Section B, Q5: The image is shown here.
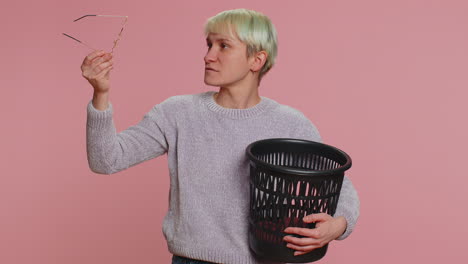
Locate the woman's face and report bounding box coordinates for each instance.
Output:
[204,32,254,88]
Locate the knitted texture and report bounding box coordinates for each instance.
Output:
[86,91,360,264]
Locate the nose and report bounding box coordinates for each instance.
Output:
[204,47,217,64]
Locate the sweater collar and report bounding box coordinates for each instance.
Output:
[202,91,275,119]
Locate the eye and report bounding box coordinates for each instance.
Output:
[206,43,228,49]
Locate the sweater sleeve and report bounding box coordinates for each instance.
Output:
[86,99,169,174]
[292,111,360,241]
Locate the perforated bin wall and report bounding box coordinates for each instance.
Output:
[246,138,351,263]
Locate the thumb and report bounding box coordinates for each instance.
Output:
[303,213,328,223]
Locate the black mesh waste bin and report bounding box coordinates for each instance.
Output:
[245,138,352,263]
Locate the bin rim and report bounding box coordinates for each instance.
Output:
[246,138,352,176]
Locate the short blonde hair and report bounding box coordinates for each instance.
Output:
[203,8,278,83]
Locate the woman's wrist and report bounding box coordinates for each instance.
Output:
[334,216,347,238]
[92,92,109,111]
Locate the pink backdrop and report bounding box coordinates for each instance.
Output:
[2,0,467,263]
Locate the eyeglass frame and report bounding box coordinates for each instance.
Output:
[62,14,128,54]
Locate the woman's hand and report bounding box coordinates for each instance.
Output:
[81,50,114,93]
[283,213,347,256]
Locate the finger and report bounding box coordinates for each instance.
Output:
[91,53,113,68]
[95,64,114,78]
[294,250,312,256]
[284,227,319,238]
[82,55,105,72]
[93,68,112,83]
[92,60,114,75]
[303,213,331,223]
[283,235,319,246]
[90,62,113,80]
[286,243,321,253]
[98,59,114,71]
[83,50,106,65]
[82,63,111,81]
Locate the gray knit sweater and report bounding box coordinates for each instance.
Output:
[86,90,360,264]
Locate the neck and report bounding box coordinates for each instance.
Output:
[214,87,261,109]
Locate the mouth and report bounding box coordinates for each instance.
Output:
[205,68,217,72]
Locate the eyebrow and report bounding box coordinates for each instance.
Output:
[206,37,234,43]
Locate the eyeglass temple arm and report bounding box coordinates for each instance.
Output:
[73,15,97,22]
[73,14,128,22]
[62,33,82,43]
[62,33,98,51]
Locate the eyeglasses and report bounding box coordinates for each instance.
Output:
[62,14,128,54]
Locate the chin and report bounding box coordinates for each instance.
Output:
[204,78,223,87]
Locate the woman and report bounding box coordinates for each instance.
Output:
[82,8,360,264]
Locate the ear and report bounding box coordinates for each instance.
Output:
[250,51,268,72]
